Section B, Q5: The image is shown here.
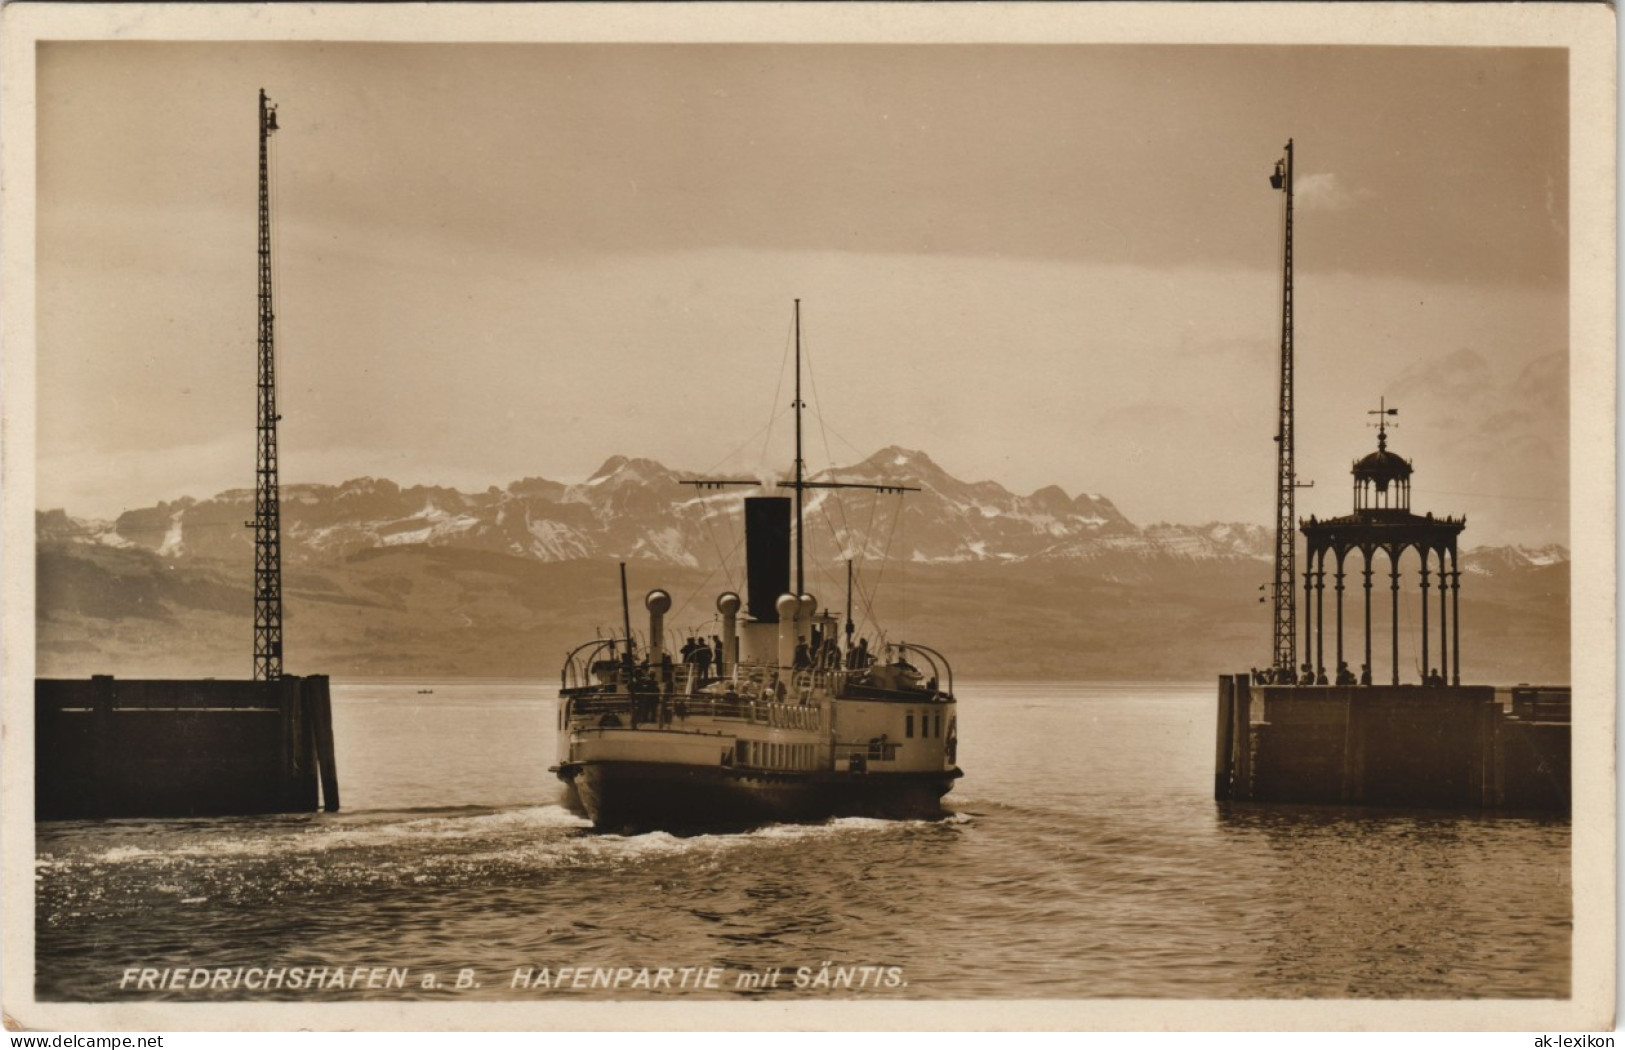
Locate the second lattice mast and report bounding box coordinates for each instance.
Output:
[1268,138,1301,679]
[249,89,284,680]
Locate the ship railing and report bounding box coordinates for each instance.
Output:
[721,663,847,704]
[833,741,900,765]
[894,642,954,700]
[560,639,625,691]
[564,692,824,732]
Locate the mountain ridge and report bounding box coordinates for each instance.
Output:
[42,445,1566,572]
[33,446,1570,683]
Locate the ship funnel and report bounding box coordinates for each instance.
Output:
[776,593,799,670]
[745,497,791,622]
[717,592,741,676]
[645,589,672,662]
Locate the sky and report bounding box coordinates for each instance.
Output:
[35,42,1571,546]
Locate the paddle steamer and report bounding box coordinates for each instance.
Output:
[552,303,962,830]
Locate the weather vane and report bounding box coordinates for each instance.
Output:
[1367,397,1399,450]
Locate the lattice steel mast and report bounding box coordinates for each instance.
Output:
[1268,139,1304,678]
[249,89,284,680]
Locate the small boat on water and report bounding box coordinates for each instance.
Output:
[551,302,962,831]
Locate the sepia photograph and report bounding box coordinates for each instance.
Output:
[1,2,1613,1033]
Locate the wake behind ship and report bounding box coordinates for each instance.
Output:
[551,303,962,832]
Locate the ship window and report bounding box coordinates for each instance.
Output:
[906,714,914,738]
[934,713,942,738]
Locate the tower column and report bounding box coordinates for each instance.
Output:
[1314,556,1325,681]
[1334,555,1346,678]
[1303,566,1313,681]
[1451,558,1461,686]
[1389,548,1401,686]
[1419,549,1431,684]
[1362,553,1374,685]
[1439,546,1450,684]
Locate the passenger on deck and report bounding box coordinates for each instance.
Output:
[1299,663,1315,686]
[711,636,724,674]
[695,644,712,678]
[1359,663,1372,686]
[847,638,871,670]
[1315,668,1328,686]
[1336,660,1356,686]
[794,638,811,670]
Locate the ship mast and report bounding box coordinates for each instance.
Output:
[794,299,806,595]
[249,89,284,681]
[683,300,919,596]
[1268,138,1311,678]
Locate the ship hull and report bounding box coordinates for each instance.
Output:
[558,760,960,833]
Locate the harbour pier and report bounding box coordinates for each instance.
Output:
[34,91,340,821]
[1214,678,1570,813]
[36,675,339,819]
[1218,140,1569,815]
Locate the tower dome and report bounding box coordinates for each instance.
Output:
[1352,403,1412,514]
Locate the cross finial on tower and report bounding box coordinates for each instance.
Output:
[1367,397,1399,451]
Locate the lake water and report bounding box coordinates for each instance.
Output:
[35,680,1570,1001]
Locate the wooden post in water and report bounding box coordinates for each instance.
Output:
[1214,676,1235,800]
[278,674,310,809]
[306,675,340,812]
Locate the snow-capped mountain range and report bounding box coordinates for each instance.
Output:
[37,445,1565,572]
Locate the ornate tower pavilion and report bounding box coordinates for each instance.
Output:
[1299,400,1466,686]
